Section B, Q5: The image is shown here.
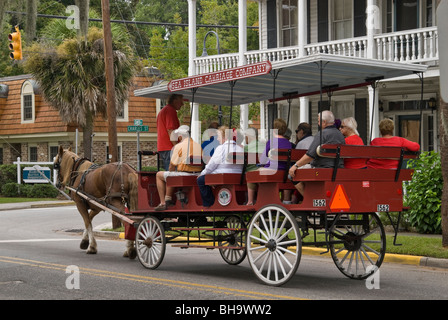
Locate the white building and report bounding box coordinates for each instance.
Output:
[138,0,440,151]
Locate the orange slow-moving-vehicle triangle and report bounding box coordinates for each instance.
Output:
[330,184,351,211]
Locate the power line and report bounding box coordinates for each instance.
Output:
[5,11,258,30]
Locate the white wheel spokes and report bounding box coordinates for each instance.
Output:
[136,217,165,269]
[247,206,300,285]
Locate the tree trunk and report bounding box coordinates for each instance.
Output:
[437,0,448,247]
[25,0,37,43]
[75,0,90,40]
[0,0,9,29]
[441,103,448,247]
[82,113,93,160]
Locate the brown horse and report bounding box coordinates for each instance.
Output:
[54,146,138,258]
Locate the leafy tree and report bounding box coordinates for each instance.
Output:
[23,27,137,160]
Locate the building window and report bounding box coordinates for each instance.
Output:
[29,146,38,162]
[281,0,298,47]
[49,146,59,161]
[117,100,129,122]
[333,0,353,40]
[23,95,33,121]
[21,80,36,124]
[425,0,434,27]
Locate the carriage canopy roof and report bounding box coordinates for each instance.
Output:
[134,54,427,106]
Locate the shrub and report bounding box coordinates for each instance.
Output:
[0,165,17,185]
[29,184,60,198]
[1,182,20,197]
[19,184,33,197]
[404,151,442,234]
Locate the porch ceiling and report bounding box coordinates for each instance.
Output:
[134,54,427,106]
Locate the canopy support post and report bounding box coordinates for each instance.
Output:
[366,76,384,144]
[415,71,425,147]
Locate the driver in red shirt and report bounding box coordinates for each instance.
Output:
[156,94,184,170]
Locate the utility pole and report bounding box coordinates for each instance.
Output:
[437,0,448,247]
[101,0,118,164]
[101,0,120,229]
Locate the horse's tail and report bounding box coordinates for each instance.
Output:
[128,171,138,212]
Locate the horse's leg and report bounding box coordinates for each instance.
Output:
[123,239,137,260]
[80,209,100,250]
[76,202,98,254]
[109,198,137,259]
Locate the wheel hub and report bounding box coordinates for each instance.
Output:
[265,239,277,252]
[343,232,362,251]
[144,237,153,248]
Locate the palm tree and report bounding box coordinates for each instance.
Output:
[24,27,137,160]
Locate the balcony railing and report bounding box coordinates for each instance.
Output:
[193,26,438,75]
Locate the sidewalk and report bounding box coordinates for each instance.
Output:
[0,200,75,211]
[1,200,447,269]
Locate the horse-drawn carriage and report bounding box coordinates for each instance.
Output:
[55,54,427,286]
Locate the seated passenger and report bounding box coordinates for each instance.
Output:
[197,126,244,207]
[154,125,202,211]
[340,117,366,169]
[367,118,420,169]
[244,127,266,173]
[201,121,220,164]
[288,110,345,197]
[247,118,292,205]
[295,122,313,150]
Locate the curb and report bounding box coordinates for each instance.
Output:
[0,201,75,211]
[30,201,75,208]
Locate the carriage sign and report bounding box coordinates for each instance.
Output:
[167,61,273,92]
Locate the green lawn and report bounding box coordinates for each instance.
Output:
[0,197,58,203]
[385,234,448,259]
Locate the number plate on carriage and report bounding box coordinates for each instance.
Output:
[377,204,390,212]
[313,199,326,207]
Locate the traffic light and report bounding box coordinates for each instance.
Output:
[8,26,22,60]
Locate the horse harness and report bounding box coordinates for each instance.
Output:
[68,157,129,209]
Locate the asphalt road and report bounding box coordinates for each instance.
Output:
[1,205,448,305]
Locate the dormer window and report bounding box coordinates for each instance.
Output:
[21,80,36,123]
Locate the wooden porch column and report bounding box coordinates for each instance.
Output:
[188,0,201,143]
[239,0,249,131]
[298,0,307,57]
[366,0,380,59]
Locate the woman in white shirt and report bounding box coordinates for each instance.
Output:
[197,126,244,207]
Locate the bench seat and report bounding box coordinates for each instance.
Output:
[166,175,198,187]
[205,173,246,185]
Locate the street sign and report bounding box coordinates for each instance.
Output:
[127,125,149,132]
[134,119,143,126]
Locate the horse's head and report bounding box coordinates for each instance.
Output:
[54,145,77,189]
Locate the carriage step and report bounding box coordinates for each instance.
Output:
[171,244,244,250]
[170,227,247,231]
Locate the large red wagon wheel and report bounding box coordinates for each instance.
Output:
[135,216,166,269]
[246,205,302,286]
[328,212,386,280]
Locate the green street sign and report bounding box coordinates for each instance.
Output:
[127,125,149,132]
